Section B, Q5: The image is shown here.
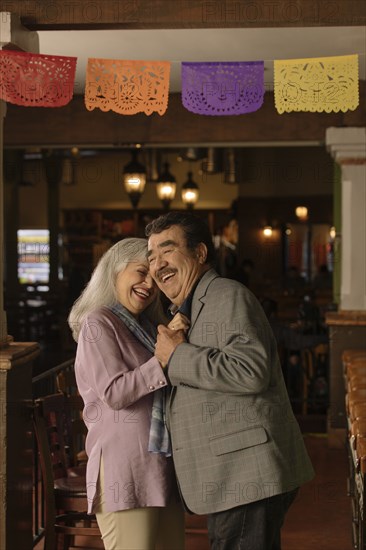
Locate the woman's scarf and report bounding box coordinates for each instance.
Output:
[107,303,171,457]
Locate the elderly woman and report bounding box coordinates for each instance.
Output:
[68,238,185,550]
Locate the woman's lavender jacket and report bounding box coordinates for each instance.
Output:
[74,306,177,513]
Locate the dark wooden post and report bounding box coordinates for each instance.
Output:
[43,151,63,294]
[3,150,22,301]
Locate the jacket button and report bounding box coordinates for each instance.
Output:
[159,380,165,385]
[149,385,155,391]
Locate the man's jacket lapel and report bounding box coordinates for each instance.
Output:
[189,269,220,336]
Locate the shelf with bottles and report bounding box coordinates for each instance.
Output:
[101,216,136,240]
[63,210,103,238]
[62,207,232,272]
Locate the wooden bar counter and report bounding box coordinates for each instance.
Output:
[326,311,366,448]
[0,340,40,550]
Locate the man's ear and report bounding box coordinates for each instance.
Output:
[196,243,208,264]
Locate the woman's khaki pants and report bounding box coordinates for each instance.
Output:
[94,458,185,550]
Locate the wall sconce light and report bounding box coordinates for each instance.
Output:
[329,226,336,239]
[179,147,206,162]
[62,157,76,186]
[123,150,146,209]
[146,149,161,183]
[263,225,273,237]
[295,206,308,221]
[224,148,238,184]
[202,147,223,174]
[181,171,199,209]
[156,162,176,210]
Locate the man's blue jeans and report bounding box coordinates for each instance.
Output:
[207,488,298,550]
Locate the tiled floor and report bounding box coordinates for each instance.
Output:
[186,434,352,550]
[281,434,352,550]
[35,432,352,550]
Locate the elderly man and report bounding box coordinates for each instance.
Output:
[146,211,314,550]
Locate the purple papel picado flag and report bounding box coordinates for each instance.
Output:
[181,61,265,115]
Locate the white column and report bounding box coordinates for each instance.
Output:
[326,127,366,311]
[0,12,39,346]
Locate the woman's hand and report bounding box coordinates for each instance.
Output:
[155,325,186,368]
[167,312,190,333]
[155,314,190,368]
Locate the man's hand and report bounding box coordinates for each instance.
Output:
[167,312,190,333]
[155,325,186,368]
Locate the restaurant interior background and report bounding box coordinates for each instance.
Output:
[2,2,365,410]
[1,3,366,550]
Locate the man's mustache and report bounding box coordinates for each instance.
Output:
[156,268,177,282]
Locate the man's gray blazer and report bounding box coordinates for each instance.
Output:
[167,269,314,514]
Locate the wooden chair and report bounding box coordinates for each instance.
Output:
[185,513,210,550]
[311,342,329,412]
[355,435,366,474]
[348,376,366,393]
[351,419,366,448]
[342,349,366,367]
[347,362,366,378]
[33,393,100,550]
[343,355,366,380]
[65,394,88,468]
[347,389,366,418]
[349,402,366,423]
[56,368,79,396]
[56,369,88,466]
[300,348,314,415]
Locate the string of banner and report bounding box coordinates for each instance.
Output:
[0,50,360,115]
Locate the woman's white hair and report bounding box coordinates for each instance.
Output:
[68,237,164,341]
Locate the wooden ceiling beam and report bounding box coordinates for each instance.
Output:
[4,85,366,148]
[0,0,365,30]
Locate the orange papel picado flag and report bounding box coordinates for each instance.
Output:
[84,58,170,115]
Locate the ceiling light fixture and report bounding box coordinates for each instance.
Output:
[295,206,308,221]
[263,225,273,237]
[123,150,146,209]
[156,162,176,210]
[181,171,199,209]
